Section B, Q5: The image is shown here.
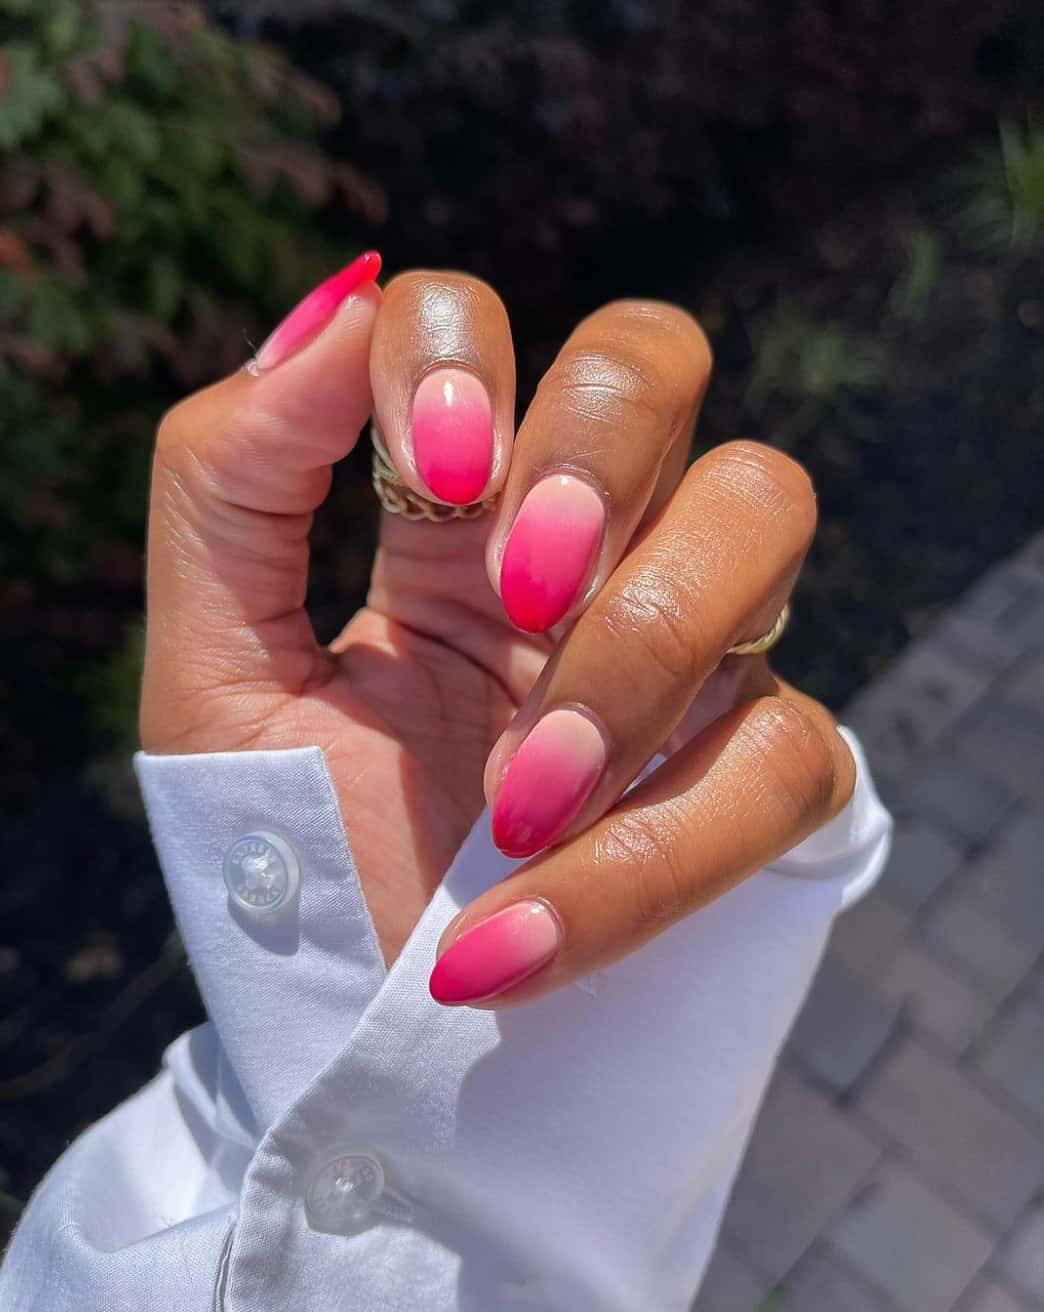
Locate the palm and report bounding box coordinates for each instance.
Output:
[217,515,549,961]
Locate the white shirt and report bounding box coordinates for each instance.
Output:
[1,729,891,1311]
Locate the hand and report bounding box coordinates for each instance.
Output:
[140,252,855,1004]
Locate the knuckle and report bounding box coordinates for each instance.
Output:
[570,301,713,432]
[547,344,660,424]
[825,718,858,815]
[600,299,713,365]
[600,807,693,928]
[155,395,195,462]
[600,570,699,687]
[155,397,223,497]
[705,441,818,549]
[746,697,837,826]
[155,396,222,497]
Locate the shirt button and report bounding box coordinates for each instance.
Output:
[223,831,299,913]
[305,1151,386,1235]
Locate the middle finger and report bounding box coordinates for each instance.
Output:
[485,440,818,857]
[486,299,713,634]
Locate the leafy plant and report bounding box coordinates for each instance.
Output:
[746,304,887,435]
[0,0,380,587]
[890,228,943,321]
[954,116,1044,255]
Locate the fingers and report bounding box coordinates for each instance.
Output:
[141,253,382,749]
[430,682,857,1008]
[485,441,818,857]
[486,300,712,633]
[369,271,515,505]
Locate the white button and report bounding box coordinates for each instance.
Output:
[305,1151,385,1234]
[223,831,299,913]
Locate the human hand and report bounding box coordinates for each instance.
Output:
[140,252,854,1002]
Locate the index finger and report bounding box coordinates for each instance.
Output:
[370,271,516,505]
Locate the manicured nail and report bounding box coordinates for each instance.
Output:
[411,367,493,504]
[492,708,606,858]
[429,899,563,1005]
[500,474,605,632]
[250,250,381,373]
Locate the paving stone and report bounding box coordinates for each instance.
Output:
[857,1038,1044,1228]
[966,811,1044,940]
[931,612,1021,676]
[779,1248,889,1311]
[831,1161,992,1312]
[959,567,1037,626]
[957,1278,1033,1312]
[845,647,994,778]
[691,1243,767,1311]
[976,1001,1044,1125]
[997,1205,1044,1302]
[902,760,1016,846]
[952,705,1044,802]
[998,653,1044,719]
[924,896,1038,999]
[883,819,966,910]
[1005,596,1044,646]
[787,957,900,1093]
[723,1071,882,1283]
[875,942,994,1051]
[828,887,913,976]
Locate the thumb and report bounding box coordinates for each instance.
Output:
[141,252,381,749]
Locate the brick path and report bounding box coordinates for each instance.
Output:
[694,532,1044,1312]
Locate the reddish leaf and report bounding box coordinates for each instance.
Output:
[64,58,103,107]
[0,229,33,273]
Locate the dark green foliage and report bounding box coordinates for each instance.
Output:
[0,0,374,585]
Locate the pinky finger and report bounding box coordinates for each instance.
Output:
[430,684,855,1008]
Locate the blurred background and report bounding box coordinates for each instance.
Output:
[2,0,1044,1298]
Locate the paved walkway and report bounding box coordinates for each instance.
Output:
[694,531,1044,1312]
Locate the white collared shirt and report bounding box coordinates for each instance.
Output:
[1,730,891,1311]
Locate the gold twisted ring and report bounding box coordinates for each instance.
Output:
[370,423,499,522]
[727,603,790,657]
[371,420,789,652]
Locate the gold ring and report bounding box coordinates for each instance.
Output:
[371,423,499,522]
[727,603,790,656]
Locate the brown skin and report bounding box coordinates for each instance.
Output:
[141,271,854,999]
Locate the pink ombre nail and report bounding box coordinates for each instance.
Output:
[429,899,563,1005]
[250,250,381,373]
[500,474,604,632]
[411,367,493,504]
[492,708,607,858]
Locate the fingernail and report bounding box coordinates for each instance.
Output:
[500,474,604,632]
[429,899,563,1005]
[250,250,381,373]
[492,708,606,858]
[411,367,493,504]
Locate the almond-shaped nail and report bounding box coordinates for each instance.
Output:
[411,367,493,504]
[500,474,605,632]
[492,708,607,858]
[250,250,381,373]
[429,899,563,1006]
